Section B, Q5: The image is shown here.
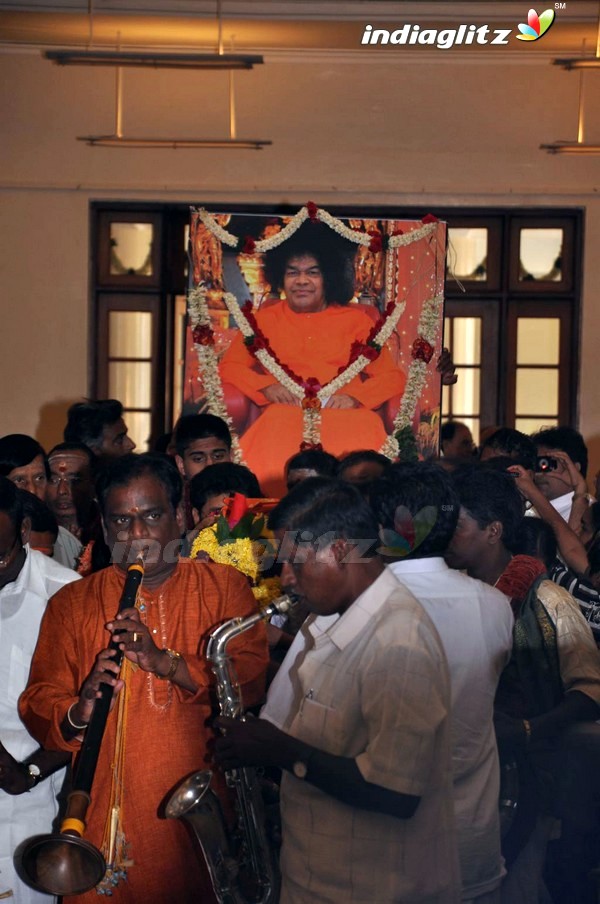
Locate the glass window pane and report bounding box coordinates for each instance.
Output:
[516,417,558,435]
[452,318,481,365]
[519,228,563,282]
[517,318,560,365]
[110,222,154,276]
[516,368,558,416]
[452,367,480,416]
[442,384,450,416]
[448,228,488,281]
[108,311,152,358]
[109,362,152,409]
[443,317,451,349]
[124,411,151,453]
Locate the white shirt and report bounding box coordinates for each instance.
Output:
[550,490,574,522]
[389,557,514,900]
[262,567,461,904]
[0,547,80,903]
[53,524,82,570]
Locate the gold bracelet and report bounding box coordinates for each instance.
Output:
[155,648,182,680]
[66,703,88,731]
[522,718,532,744]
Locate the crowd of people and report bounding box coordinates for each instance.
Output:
[2,399,600,904]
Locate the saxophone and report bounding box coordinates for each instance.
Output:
[165,595,294,904]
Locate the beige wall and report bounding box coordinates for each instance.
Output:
[2,48,600,475]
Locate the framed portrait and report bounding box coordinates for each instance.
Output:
[183,204,445,496]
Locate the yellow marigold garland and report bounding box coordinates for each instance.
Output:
[190,525,259,583]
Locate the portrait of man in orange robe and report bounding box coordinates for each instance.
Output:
[183,211,445,497]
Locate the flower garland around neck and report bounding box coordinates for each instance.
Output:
[190,493,281,607]
[190,203,443,455]
[189,283,406,448]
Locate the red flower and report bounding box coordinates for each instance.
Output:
[391,227,404,236]
[368,231,383,253]
[412,337,435,363]
[302,377,322,398]
[245,335,267,352]
[350,341,379,362]
[224,492,248,529]
[421,213,439,224]
[300,442,323,452]
[192,324,214,346]
[306,201,319,222]
[302,397,322,411]
[385,301,396,316]
[242,236,256,254]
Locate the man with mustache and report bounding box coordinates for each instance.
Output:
[20,452,268,903]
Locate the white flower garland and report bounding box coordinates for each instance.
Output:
[219,289,409,445]
[189,204,443,458]
[193,205,437,252]
[188,286,244,462]
[380,292,444,459]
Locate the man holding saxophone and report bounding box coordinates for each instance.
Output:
[215,478,461,903]
[20,453,269,903]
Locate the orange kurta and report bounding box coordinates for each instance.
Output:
[19,559,268,904]
[220,302,406,495]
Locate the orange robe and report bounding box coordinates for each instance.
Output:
[220,302,406,495]
[19,560,268,904]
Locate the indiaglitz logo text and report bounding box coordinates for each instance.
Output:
[360,8,556,50]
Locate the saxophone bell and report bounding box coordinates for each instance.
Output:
[166,595,294,904]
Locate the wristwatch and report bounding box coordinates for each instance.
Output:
[25,763,41,789]
[292,760,309,780]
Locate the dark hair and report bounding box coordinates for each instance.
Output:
[587,501,600,538]
[0,475,24,529]
[480,427,537,471]
[174,414,232,457]
[515,517,557,571]
[451,464,525,552]
[95,453,183,516]
[531,426,588,478]
[153,432,173,455]
[370,462,460,558]
[338,450,391,476]
[0,434,47,476]
[189,463,262,514]
[285,449,339,478]
[19,490,58,538]
[440,421,462,444]
[269,477,379,556]
[64,399,124,450]
[263,221,357,306]
[587,538,600,577]
[48,442,95,464]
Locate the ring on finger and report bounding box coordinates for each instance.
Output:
[132,631,142,643]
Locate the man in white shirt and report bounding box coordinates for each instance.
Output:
[215,477,460,904]
[371,462,514,904]
[0,478,79,902]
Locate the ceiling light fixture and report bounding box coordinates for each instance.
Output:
[540,141,600,154]
[42,0,263,72]
[553,0,600,71]
[553,57,600,71]
[542,43,599,155]
[77,47,271,150]
[79,136,270,149]
[44,50,263,70]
